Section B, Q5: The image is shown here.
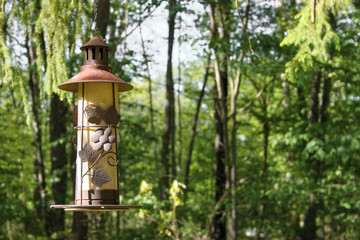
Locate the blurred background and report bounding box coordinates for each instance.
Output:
[0,0,360,239]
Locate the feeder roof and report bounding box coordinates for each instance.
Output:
[58,36,133,92]
[58,65,133,92]
[80,36,110,50]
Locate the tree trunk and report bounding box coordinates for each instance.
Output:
[184,53,211,197]
[49,93,68,238]
[209,1,230,240]
[160,0,177,199]
[139,8,158,163]
[90,213,107,239]
[177,37,182,172]
[320,72,331,124]
[309,72,321,127]
[209,1,231,239]
[301,28,334,236]
[23,2,50,234]
[229,2,250,238]
[213,93,227,240]
[97,0,110,38]
[255,100,269,240]
[213,39,229,240]
[229,69,241,240]
[282,74,289,108]
[301,72,321,240]
[72,212,88,240]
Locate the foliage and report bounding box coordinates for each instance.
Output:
[0,0,359,239]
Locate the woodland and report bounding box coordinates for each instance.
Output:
[0,0,360,239]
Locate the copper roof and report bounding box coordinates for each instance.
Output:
[59,66,133,92]
[59,36,133,92]
[80,36,110,50]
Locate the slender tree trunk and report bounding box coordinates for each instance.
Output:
[213,88,227,240]
[213,39,230,240]
[309,72,321,126]
[72,212,88,240]
[23,3,50,234]
[139,8,158,163]
[282,74,289,108]
[90,213,107,239]
[177,32,182,172]
[301,72,321,240]
[168,0,177,183]
[97,0,110,38]
[320,73,331,124]
[255,99,269,240]
[40,12,69,234]
[302,197,318,240]
[229,2,250,238]
[49,93,68,237]
[316,14,335,238]
[229,69,241,240]
[209,1,232,239]
[114,3,129,235]
[184,53,211,197]
[121,1,129,62]
[160,0,177,199]
[229,103,238,240]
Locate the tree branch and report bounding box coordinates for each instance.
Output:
[232,77,275,116]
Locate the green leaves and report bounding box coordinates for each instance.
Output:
[280,0,352,82]
[1,0,360,239]
[169,180,185,207]
[350,138,359,150]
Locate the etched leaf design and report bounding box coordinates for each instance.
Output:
[79,143,97,162]
[92,168,111,187]
[105,106,120,125]
[85,106,105,124]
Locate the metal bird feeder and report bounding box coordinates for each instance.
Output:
[50,36,141,211]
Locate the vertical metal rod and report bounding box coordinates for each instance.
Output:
[80,82,85,205]
[113,83,120,203]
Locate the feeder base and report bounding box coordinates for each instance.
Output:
[50,204,142,212]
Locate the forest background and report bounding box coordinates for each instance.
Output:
[0,0,360,239]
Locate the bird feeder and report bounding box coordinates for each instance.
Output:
[50,36,141,211]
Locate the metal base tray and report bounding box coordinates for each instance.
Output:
[50,204,142,211]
